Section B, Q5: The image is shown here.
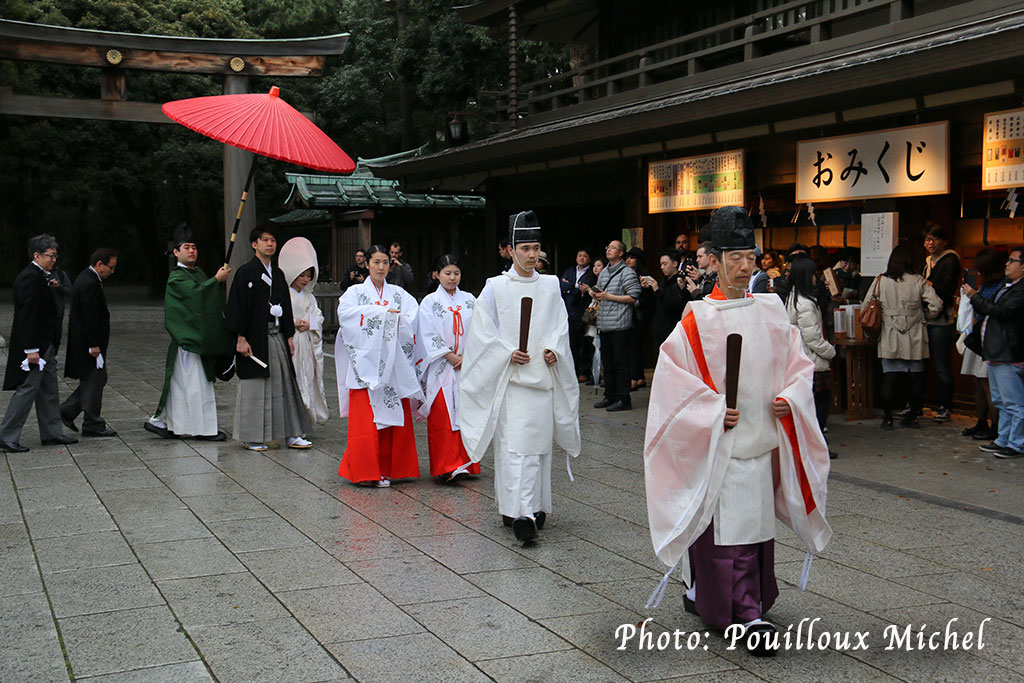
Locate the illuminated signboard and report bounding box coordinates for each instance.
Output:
[982,108,1024,191]
[648,150,744,213]
[796,122,949,203]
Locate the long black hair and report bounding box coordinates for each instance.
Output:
[786,256,817,306]
[883,244,918,280]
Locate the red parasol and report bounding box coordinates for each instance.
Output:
[162,86,355,262]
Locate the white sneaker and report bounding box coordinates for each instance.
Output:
[244,442,268,451]
[286,436,312,449]
[375,478,391,488]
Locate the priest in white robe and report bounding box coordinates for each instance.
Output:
[644,207,831,656]
[459,211,581,543]
[335,245,422,486]
[280,237,329,425]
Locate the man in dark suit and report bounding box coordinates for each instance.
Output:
[559,247,596,381]
[61,248,118,437]
[0,235,77,452]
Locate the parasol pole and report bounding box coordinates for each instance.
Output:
[225,158,258,266]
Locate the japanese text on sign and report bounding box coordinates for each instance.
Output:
[860,213,899,277]
[649,150,744,213]
[796,123,948,203]
[982,108,1024,191]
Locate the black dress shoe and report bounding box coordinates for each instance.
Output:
[41,436,77,446]
[534,511,546,530]
[82,428,117,438]
[0,441,30,453]
[593,398,613,409]
[745,622,779,657]
[606,400,632,412]
[512,516,538,543]
[195,431,227,442]
[974,428,1000,441]
[993,446,1024,459]
[962,422,987,437]
[683,594,698,616]
[61,413,79,433]
[143,422,176,439]
[502,515,515,527]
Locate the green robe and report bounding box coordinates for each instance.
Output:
[154,266,231,417]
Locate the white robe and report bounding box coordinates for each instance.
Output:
[289,287,329,424]
[413,287,476,427]
[157,348,217,436]
[644,290,832,588]
[335,279,422,428]
[459,269,581,517]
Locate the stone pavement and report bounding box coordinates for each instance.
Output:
[1,295,1023,682]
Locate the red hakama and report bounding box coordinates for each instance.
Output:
[426,388,480,477]
[339,389,419,482]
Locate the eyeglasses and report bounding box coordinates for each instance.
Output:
[40,252,57,260]
[1008,258,1024,265]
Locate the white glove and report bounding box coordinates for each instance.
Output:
[20,357,46,371]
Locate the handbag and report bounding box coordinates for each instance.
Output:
[859,277,882,336]
[582,303,598,325]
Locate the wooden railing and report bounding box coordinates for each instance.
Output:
[480,0,930,125]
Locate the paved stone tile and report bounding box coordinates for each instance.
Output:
[45,563,165,618]
[187,617,347,683]
[905,542,1024,589]
[476,649,629,682]
[406,532,537,574]
[237,546,362,592]
[180,491,275,522]
[465,567,620,619]
[0,545,43,597]
[348,555,486,605]
[517,538,657,584]
[115,508,213,544]
[809,532,955,580]
[12,464,88,490]
[160,472,246,497]
[276,583,423,642]
[131,441,203,462]
[158,572,288,627]
[17,481,102,512]
[24,505,118,539]
[0,593,67,683]
[76,661,213,682]
[539,609,735,681]
[73,451,146,472]
[775,559,948,613]
[59,606,197,679]
[207,516,313,553]
[146,456,221,477]
[34,530,136,574]
[133,538,246,581]
[98,487,188,515]
[893,571,1024,628]
[85,467,165,492]
[403,595,571,662]
[5,450,74,470]
[326,632,489,683]
[325,520,422,562]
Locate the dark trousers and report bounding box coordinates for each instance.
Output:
[62,365,108,431]
[599,329,631,404]
[0,344,64,444]
[629,322,650,382]
[568,316,586,378]
[882,371,924,421]
[926,324,955,409]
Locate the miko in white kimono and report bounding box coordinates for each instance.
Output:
[413,255,481,480]
[459,211,581,543]
[644,207,831,656]
[279,237,329,425]
[335,245,422,486]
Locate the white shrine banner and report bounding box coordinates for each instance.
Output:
[860,212,899,277]
[797,123,949,203]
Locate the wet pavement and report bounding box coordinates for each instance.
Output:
[1,294,1022,681]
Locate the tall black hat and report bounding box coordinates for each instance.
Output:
[710,207,756,251]
[509,210,542,245]
[168,222,193,253]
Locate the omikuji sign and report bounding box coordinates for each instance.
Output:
[796,122,949,203]
[648,149,744,213]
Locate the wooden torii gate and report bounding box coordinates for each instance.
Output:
[0,19,349,274]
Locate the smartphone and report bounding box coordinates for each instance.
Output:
[963,268,978,289]
[590,285,603,294]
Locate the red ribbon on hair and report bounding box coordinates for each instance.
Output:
[449,306,464,355]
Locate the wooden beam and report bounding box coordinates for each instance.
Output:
[0,39,327,76]
[0,88,170,123]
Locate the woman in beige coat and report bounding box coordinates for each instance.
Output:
[869,244,942,429]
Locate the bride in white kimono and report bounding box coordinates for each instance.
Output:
[414,255,480,480]
[335,245,422,486]
[279,237,329,425]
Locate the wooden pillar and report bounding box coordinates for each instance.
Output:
[222,75,255,282]
[330,210,341,282]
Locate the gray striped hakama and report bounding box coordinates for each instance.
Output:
[233,324,313,444]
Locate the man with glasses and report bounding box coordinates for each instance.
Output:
[60,249,118,438]
[963,246,1024,458]
[580,239,641,411]
[1,235,77,452]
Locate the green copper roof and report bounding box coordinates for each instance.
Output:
[284,159,485,211]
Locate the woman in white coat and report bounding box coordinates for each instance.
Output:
[335,245,422,486]
[414,254,480,481]
[279,237,329,425]
[785,257,836,456]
